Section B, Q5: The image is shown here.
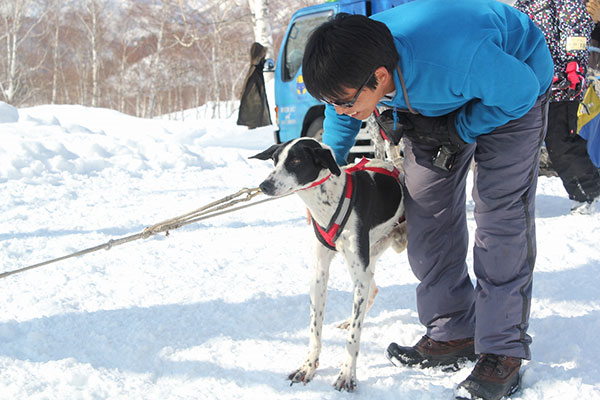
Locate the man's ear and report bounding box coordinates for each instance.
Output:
[374,65,391,91]
[249,144,281,160]
[310,147,341,176]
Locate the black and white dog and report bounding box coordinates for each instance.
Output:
[251,138,406,392]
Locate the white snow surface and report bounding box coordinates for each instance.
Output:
[1,100,599,399]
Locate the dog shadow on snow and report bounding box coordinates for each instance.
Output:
[1,263,598,390]
[0,282,417,385]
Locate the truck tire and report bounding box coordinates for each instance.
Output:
[306,116,324,141]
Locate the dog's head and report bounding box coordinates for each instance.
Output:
[250,138,341,196]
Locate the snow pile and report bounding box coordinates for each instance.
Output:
[0,101,18,123]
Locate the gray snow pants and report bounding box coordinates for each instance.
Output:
[402,93,549,360]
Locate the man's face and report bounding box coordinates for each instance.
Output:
[332,85,381,121]
[327,66,391,121]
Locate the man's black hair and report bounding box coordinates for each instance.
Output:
[302,13,399,103]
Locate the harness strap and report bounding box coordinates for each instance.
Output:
[311,157,401,250]
[346,157,401,182]
[312,168,355,250]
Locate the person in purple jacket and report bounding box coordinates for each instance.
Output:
[301,0,554,399]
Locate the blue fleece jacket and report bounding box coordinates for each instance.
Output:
[322,0,554,164]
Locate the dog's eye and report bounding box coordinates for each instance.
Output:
[288,157,302,166]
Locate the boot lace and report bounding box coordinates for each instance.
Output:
[476,354,508,377]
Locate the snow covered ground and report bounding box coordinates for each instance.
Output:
[1,100,599,399]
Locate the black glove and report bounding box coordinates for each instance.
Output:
[375,109,466,151]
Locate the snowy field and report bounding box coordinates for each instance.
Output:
[1,100,599,399]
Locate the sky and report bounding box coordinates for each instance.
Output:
[0,98,599,399]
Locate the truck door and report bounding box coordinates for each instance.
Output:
[275,8,333,143]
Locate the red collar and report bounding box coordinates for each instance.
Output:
[301,173,332,190]
[302,157,399,192]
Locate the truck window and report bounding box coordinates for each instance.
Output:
[282,11,332,82]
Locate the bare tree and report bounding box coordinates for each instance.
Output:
[148,13,165,118]
[0,0,47,104]
[77,0,112,107]
[48,0,64,103]
[0,0,322,113]
[247,0,274,83]
[174,0,252,117]
[128,0,183,118]
[111,13,138,113]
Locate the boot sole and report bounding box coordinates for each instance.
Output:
[455,372,520,400]
[386,343,477,369]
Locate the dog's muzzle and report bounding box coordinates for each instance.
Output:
[259,179,277,196]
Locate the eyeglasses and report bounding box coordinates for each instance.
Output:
[322,70,375,108]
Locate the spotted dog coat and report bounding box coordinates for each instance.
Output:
[251,138,406,392]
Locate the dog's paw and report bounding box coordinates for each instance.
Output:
[333,368,357,392]
[288,359,319,385]
[335,319,351,330]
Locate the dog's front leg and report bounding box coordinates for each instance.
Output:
[288,242,335,386]
[333,268,373,392]
[336,279,378,330]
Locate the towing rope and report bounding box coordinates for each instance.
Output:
[0,187,288,279]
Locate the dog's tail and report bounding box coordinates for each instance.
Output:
[391,220,407,253]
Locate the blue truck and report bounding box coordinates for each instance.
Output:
[273,0,414,160]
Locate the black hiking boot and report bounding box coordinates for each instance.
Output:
[455,353,521,400]
[386,335,476,368]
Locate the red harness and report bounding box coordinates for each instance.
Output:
[309,157,402,250]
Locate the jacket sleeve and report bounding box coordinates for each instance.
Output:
[322,104,362,165]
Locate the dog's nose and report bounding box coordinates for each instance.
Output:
[259,180,276,195]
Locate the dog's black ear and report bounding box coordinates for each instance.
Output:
[310,147,341,176]
[249,144,281,161]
